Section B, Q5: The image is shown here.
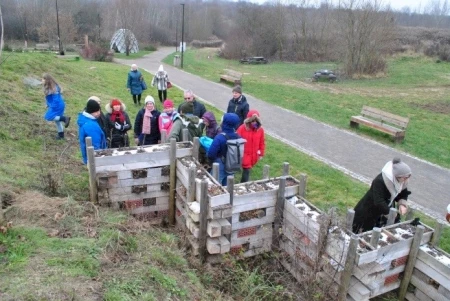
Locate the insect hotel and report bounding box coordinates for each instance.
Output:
[86,136,450,301]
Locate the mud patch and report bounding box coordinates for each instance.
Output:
[412,101,450,114]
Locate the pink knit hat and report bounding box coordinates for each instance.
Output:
[163,99,174,109]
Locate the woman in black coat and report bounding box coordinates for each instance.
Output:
[352,158,412,234]
[134,96,161,146]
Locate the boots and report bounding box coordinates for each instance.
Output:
[56,132,64,140]
[59,116,71,128]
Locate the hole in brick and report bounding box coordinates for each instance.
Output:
[143,197,156,206]
[239,208,266,222]
[161,166,170,176]
[160,182,170,191]
[230,243,249,256]
[131,185,147,194]
[237,226,257,238]
[118,201,125,209]
[132,169,148,179]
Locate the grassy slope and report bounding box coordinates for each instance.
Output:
[0,51,448,301]
[163,49,450,168]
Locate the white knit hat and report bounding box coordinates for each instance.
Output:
[158,65,164,72]
[145,95,155,105]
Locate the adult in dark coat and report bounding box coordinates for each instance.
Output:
[177,89,206,118]
[226,85,249,126]
[352,158,412,234]
[134,96,161,146]
[105,99,132,148]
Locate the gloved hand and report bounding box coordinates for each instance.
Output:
[123,124,131,131]
[115,122,122,130]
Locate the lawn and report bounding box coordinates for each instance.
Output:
[163,49,450,168]
[0,51,448,301]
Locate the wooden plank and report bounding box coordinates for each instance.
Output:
[369,280,401,298]
[438,285,450,299]
[198,181,209,262]
[399,225,425,301]
[116,167,163,180]
[87,144,98,203]
[284,209,320,245]
[410,275,449,301]
[130,204,169,215]
[231,207,275,230]
[405,292,421,301]
[108,176,170,188]
[415,258,450,291]
[284,199,321,232]
[415,289,434,301]
[350,116,402,136]
[97,161,171,173]
[108,190,169,202]
[417,245,450,281]
[281,231,319,262]
[231,197,276,214]
[273,176,286,247]
[362,106,410,127]
[338,235,360,301]
[108,183,168,196]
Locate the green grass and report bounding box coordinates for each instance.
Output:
[1,51,449,301]
[164,49,450,168]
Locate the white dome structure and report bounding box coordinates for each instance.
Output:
[110,29,139,54]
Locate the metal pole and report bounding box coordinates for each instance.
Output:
[180,3,185,69]
[175,16,178,52]
[55,0,63,55]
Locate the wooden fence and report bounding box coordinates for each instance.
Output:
[86,136,449,301]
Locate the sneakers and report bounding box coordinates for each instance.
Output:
[56,132,65,140]
[64,116,71,128]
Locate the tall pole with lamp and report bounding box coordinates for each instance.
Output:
[55,0,63,55]
[180,3,185,69]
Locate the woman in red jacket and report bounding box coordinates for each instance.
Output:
[236,110,265,183]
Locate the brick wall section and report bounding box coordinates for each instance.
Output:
[125,199,143,210]
[391,255,408,268]
[237,226,257,238]
[384,273,400,286]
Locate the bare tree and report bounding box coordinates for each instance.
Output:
[0,4,3,60]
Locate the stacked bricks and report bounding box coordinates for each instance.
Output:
[405,244,450,301]
[94,142,192,221]
[174,156,231,256]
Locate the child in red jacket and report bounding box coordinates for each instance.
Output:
[236,110,265,183]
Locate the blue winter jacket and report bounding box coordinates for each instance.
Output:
[77,112,107,164]
[127,70,143,95]
[207,113,241,162]
[44,85,65,121]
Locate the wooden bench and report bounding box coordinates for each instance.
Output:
[350,106,410,143]
[220,69,242,85]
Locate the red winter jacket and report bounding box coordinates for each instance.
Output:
[236,110,265,169]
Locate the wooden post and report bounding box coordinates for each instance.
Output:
[337,235,359,301]
[161,129,167,143]
[370,227,381,247]
[298,173,307,197]
[226,176,234,242]
[0,194,4,226]
[169,138,177,225]
[86,141,97,204]
[212,163,219,182]
[187,166,196,202]
[198,180,209,263]
[346,209,355,232]
[386,208,398,226]
[192,137,199,161]
[398,225,425,301]
[273,176,286,248]
[282,162,289,176]
[86,136,92,148]
[431,221,444,247]
[262,164,270,179]
[405,207,415,221]
[182,128,189,142]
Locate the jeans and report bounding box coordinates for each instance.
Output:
[53,116,64,133]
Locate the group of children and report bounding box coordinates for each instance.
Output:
[42,71,265,184]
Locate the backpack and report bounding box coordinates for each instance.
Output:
[221,133,247,173]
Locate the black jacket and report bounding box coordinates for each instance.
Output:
[177,99,206,118]
[227,95,249,126]
[353,173,411,233]
[134,109,161,145]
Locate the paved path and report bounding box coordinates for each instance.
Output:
[116,48,450,221]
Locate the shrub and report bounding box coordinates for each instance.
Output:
[80,43,113,62]
[143,44,157,51]
[3,44,12,52]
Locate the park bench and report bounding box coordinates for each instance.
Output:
[220,69,242,85]
[35,43,50,51]
[350,106,410,143]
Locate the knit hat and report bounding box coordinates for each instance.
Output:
[111,99,121,107]
[86,99,100,114]
[158,64,164,72]
[232,85,242,94]
[145,95,155,105]
[392,158,411,178]
[88,96,101,104]
[180,102,194,114]
[163,99,174,109]
[131,64,137,70]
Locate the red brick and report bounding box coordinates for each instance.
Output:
[133,212,156,220]
[108,176,118,185]
[391,255,408,268]
[125,199,143,210]
[237,226,257,238]
[230,245,243,256]
[384,273,400,286]
[176,209,182,217]
[157,210,169,217]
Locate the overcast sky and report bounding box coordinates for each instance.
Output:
[239,0,428,12]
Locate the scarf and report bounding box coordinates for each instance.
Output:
[110,110,125,123]
[142,108,153,134]
[381,161,407,206]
